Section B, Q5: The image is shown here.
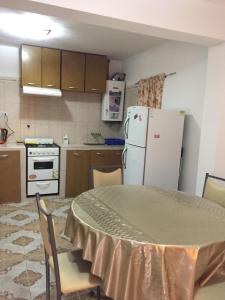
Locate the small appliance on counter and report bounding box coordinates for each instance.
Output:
[25,138,60,197]
[102,80,125,121]
[0,128,8,144]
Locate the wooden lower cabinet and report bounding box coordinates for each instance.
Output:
[65,149,122,197]
[0,151,21,203]
[90,150,110,166]
[65,150,90,197]
[108,150,122,165]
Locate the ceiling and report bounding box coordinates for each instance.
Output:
[0,7,167,60]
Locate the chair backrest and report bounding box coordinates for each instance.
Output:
[202,173,225,208]
[90,165,122,189]
[35,193,61,291]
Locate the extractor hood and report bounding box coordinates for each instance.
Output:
[22,86,62,97]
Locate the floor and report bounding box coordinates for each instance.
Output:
[0,198,108,300]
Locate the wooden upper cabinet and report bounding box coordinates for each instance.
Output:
[61,51,85,92]
[42,48,60,89]
[21,45,41,87]
[85,54,108,93]
[21,45,107,94]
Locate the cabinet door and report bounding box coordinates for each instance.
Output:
[66,150,89,197]
[42,48,61,89]
[61,51,85,92]
[90,150,110,166]
[108,150,122,165]
[0,151,21,203]
[21,45,41,87]
[85,54,108,93]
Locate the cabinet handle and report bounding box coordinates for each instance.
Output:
[73,152,81,157]
[27,82,36,86]
[91,88,100,91]
[68,86,77,89]
[115,152,121,156]
[96,152,104,156]
[0,154,8,159]
[46,84,55,87]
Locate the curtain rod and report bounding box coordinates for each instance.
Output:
[165,72,176,78]
[126,72,176,90]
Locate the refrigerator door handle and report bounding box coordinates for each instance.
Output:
[122,147,127,169]
[124,116,130,139]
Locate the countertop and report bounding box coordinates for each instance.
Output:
[61,144,124,150]
[0,143,25,150]
[0,143,124,151]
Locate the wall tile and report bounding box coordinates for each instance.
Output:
[0,79,123,144]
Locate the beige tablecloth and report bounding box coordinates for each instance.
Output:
[65,185,225,300]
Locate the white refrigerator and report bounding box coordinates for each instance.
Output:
[122,106,185,190]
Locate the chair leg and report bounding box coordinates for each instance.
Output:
[96,286,101,300]
[45,260,50,300]
[56,284,62,300]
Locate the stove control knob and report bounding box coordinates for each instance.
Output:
[29,151,32,155]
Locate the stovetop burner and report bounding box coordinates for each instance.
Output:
[25,143,59,148]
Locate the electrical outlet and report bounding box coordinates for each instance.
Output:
[0,111,8,118]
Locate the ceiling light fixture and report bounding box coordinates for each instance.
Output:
[0,12,64,40]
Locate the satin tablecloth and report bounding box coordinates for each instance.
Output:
[65,185,225,300]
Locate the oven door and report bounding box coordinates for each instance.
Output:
[27,156,59,181]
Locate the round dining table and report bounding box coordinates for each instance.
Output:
[65,185,225,300]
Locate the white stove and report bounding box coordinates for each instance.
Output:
[25,138,60,197]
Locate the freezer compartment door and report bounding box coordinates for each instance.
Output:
[144,109,184,189]
[123,143,146,185]
[124,106,148,147]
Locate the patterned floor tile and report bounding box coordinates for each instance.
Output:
[0,230,42,255]
[0,210,38,227]
[0,198,109,300]
[0,250,24,273]
[0,223,21,239]
[0,260,31,299]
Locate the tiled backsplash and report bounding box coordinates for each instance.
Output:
[0,78,123,144]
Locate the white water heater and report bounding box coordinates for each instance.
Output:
[101,80,125,121]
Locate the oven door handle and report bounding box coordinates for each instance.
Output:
[32,157,55,162]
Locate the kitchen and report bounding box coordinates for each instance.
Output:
[0,8,190,203]
[1,1,225,299]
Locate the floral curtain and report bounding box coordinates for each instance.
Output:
[137,73,166,108]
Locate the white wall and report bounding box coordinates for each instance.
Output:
[196,42,225,195]
[123,41,208,194]
[4,0,224,45]
[0,45,19,78]
[108,60,123,79]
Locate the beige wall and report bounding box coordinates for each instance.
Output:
[196,42,225,195]
[0,78,123,144]
[4,0,224,45]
